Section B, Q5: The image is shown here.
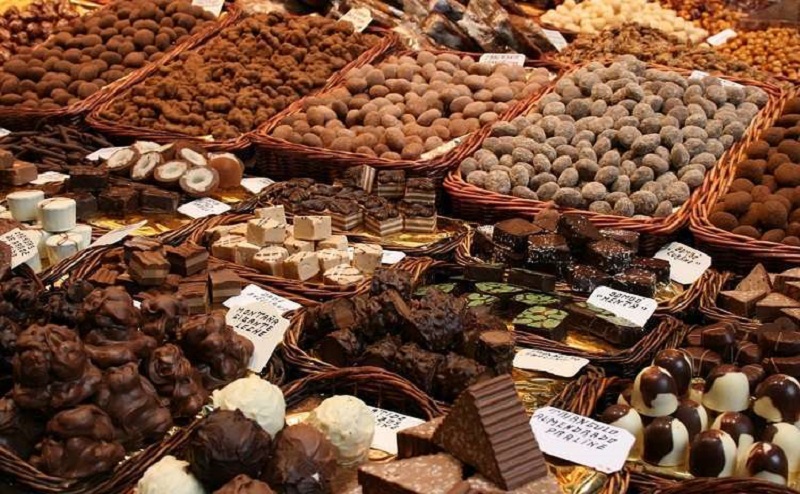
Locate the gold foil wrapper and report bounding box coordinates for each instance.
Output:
[88,213,189,237]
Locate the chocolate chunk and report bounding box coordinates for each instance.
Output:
[494,218,541,253]
[600,228,640,251]
[61,192,97,220]
[585,240,634,273]
[563,302,646,347]
[397,417,444,459]
[67,166,108,192]
[265,424,337,494]
[370,268,412,298]
[684,327,703,347]
[630,257,671,284]
[679,346,723,379]
[774,267,800,294]
[719,290,766,318]
[464,263,505,283]
[701,323,737,362]
[759,328,800,357]
[735,340,763,366]
[612,268,657,297]
[396,342,445,393]
[98,186,139,216]
[358,453,463,494]
[140,188,180,214]
[165,242,209,277]
[557,214,601,251]
[763,356,800,378]
[566,264,611,294]
[526,234,571,274]
[475,330,515,375]
[513,305,568,341]
[506,268,556,293]
[736,264,772,293]
[433,353,490,402]
[432,376,548,490]
[315,328,362,367]
[359,335,400,369]
[209,269,242,303]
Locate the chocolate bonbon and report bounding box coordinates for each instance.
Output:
[643,416,690,467]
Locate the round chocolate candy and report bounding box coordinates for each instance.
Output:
[700,323,736,361]
[631,366,679,417]
[673,399,708,441]
[754,374,800,424]
[702,365,750,413]
[738,442,788,485]
[711,412,756,451]
[689,430,737,478]
[762,423,800,473]
[679,347,722,379]
[600,404,643,454]
[653,349,693,397]
[643,416,689,467]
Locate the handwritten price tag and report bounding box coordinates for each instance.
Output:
[223,284,301,314]
[654,242,711,285]
[226,302,290,372]
[513,349,588,377]
[178,198,231,219]
[479,53,526,66]
[368,406,424,455]
[381,250,406,265]
[192,0,223,15]
[542,28,568,52]
[587,286,656,327]
[707,29,737,46]
[241,177,275,195]
[91,220,148,248]
[0,228,38,267]
[340,8,372,32]
[530,407,634,474]
[86,146,126,162]
[31,171,69,185]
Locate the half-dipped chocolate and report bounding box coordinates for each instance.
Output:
[631,366,679,417]
[643,416,689,467]
[702,365,750,413]
[754,374,800,424]
[689,430,737,478]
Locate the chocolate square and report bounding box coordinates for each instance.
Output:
[585,240,634,273]
[494,218,541,253]
[557,214,601,250]
[165,242,209,276]
[140,188,180,214]
[506,268,556,292]
[566,264,611,294]
[98,186,139,216]
[67,166,109,191]
[612,268,657,297]
[600,228,640,251]
[630,257,671,284]
[526,234,571,273]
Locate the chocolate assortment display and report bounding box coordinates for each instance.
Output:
[0,0,216,111]
[716,264,800,322]
[207,207,382,285]
[708,97,800,245]
[99,13,380,140]
[269,52,552,161]
[459,56,769,217]
[359,376,560,493]
[0,0,80,62]
[269,172,440,235]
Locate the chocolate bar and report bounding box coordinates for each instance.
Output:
[358,454,463,494]
[563,302,646,347]
[719,289,766,318]
[630,257,671,284]
[464,263,505,283]
[67,166,108,191]
[494,218,541,253]
[165,243,208,277]
[140,188,180,214]
[98,186,139,216]
[612,268,657,298]
[567,265,611,294]
[586,240,634,273]
[397,417,444,459]
[506,268,556,293]
[513,306,568,341]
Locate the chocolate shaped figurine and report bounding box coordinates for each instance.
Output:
[12,324,102,411]
[179,312,253,389]
[146,344,207,418]
[95,362,173,448]
[31,405,125,479]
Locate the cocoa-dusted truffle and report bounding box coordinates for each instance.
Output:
[187,409,272,489]
[265,424,337,494]
[30,404,125,479]
[180,311,254,389]
[146,343,207,418]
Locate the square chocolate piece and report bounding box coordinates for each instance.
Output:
[631,257,671,284]
[208,269,242,303]
[585,239,634,273]
[98,186,139,216]
[165,242,209,276]
[464,263,505,283]
[567,264,611,294]
[67,166,109,191]
[397,417,445,459]
[62,192,97,220]
[612,268,657,297]
[140,188,180,214]
[557,213,601,250]
[600,228,640,251]
[526,234,571,273]
[494,218,541,253]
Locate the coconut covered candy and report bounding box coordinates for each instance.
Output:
[459,55,769,218]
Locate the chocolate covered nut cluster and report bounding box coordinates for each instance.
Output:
[0,0,216,110]
[460,56,768,217]
[100,13,380,140]
[270,51,552,161]
[709,97,800,244]
[0,0,80,62]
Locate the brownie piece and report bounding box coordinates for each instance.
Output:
[494,218,541,253]
[396,342,445,394]
[98,186,139,216]
[359,335,401,369]
[62,192,97,220]
[567,264,611,294]
[315,328,362,367]
[599,228,640,251]
[631,257,671,284]
[585,240,634,273]
[612,268,657,297]
[557,214,601,250]
[140,188,180,214]
[68,166,108,191]
[474,330,515,375]
[526,234,571,273]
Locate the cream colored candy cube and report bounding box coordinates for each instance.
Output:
[352,243,383,274]
[211,235,244,261]
[317,235,348,251]
[254,205,286,223]
[284,251,319,281]
[252,245,289,276]
[247,218,286,246]
[317,248,351,272]
[294,215,332,241]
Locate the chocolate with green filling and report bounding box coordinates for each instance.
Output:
[510,292,560,313]
[474,282,524,299]
[513,306,568,341]
[414,283,456,297]
[464,293,500,310]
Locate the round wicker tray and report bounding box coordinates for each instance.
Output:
[444,62,787,255]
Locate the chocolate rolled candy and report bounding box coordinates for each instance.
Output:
[673,399,708,441]
[700,323,736,362]
[753,374,800,424]
[679,347,722,379]
[702,365,751,413]
[264,424,337,494]
[600,404,643,455]
[711,412,756,452]
[653,349,693,397]
[737,442,788,485]
[643,416,690,467]
[762,423,800,473]
[689,430,737,478]
[187,409,272,489]
[631,365,679,417]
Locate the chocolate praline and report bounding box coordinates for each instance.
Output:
[214,474,274,494]
[264,423,337,494]
[702,364,750,413]
[762,423,800,473]
[673,399,708,441]
[653,349,693,396]
[753,374,800,424]
[688,430,736,478]
[643,416,689,467]
[710,412,756,450]
[740,442,788,485]
[631,365,679,417]
[600,404,643,453]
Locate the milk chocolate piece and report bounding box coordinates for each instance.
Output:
[140,188,180,214]
[736,264,772,293]
[315,328,361,367]
[763,356,800,378]
[735,340,763,366]
[359,336,401,369]
[129,250,170,286]
[209,269,241,303]
[432,376,548,490]
[396,343,445,393]
[178,281,208,315]
[98,186,139,216]
[0,161,37,185]
[759,328,800,357]
[62,192,97,220]
[68,166,108,191]
[506,268,556,293]
[396,417,444,459]
[679,346,722,378]
[494,218,541,253]
[265,424,337,494]
[215,475,274,494]
[701,323,737,361]
[756,292,800,321]
[165,243,209,277]
[433,353,489,402]
[718,289,766,317]
[774,267,800,294]
[475,330,514,375]
[358,453,463,494]
[586,240,634,273]
[0,149,13,169]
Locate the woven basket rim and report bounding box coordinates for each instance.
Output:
[444,60,787,236]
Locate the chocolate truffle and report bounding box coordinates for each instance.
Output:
[753,374,800,424]
[211,374,286,437]
[762,423,800,473]
[306,395,375,466]
[711,412,756,452]
[137,455,205,494]
[738,442,788,485]
[643,416,690,467]
[600,404,643,455]
[673,399,708,441]
[265,424,337,494]
[688,430,737,478]
[702,365,751,413]
[631,365,679,417]
[187,409,273,489]
[653,349,693,397]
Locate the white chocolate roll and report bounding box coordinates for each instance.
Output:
[38,198,77,233]
[45,232,82,264]
[68,224,92,250]
[7,190,45,221]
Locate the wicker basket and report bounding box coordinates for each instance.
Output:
[86,19,399,153]
[690,90,800,273]
[550,374,797,494]
[249,50,567,183]
[455,228,717,317]
[0,4,241,131]
[444,62,787,255]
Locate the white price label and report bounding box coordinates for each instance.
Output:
[0,128,10,137]
[419,135,468,161]
[654,242,711,285]
[192,0,223,15]
[223,283,302,314]
[0,228,38,268]
[513,349,588,377]
[530,407,634,474]
[381,250,406,265]
[479,53,526,66]
[30,171,69,185]
[86,146,126,162]
[587,286,656,327]
[542,28,568,52]
[226,302,290,372]
[241,177,275,195]
[707,29,737,46]
[340,7,372,32]
[90,220,148,248]
[178,198,231,219]
[368,406,425,455]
